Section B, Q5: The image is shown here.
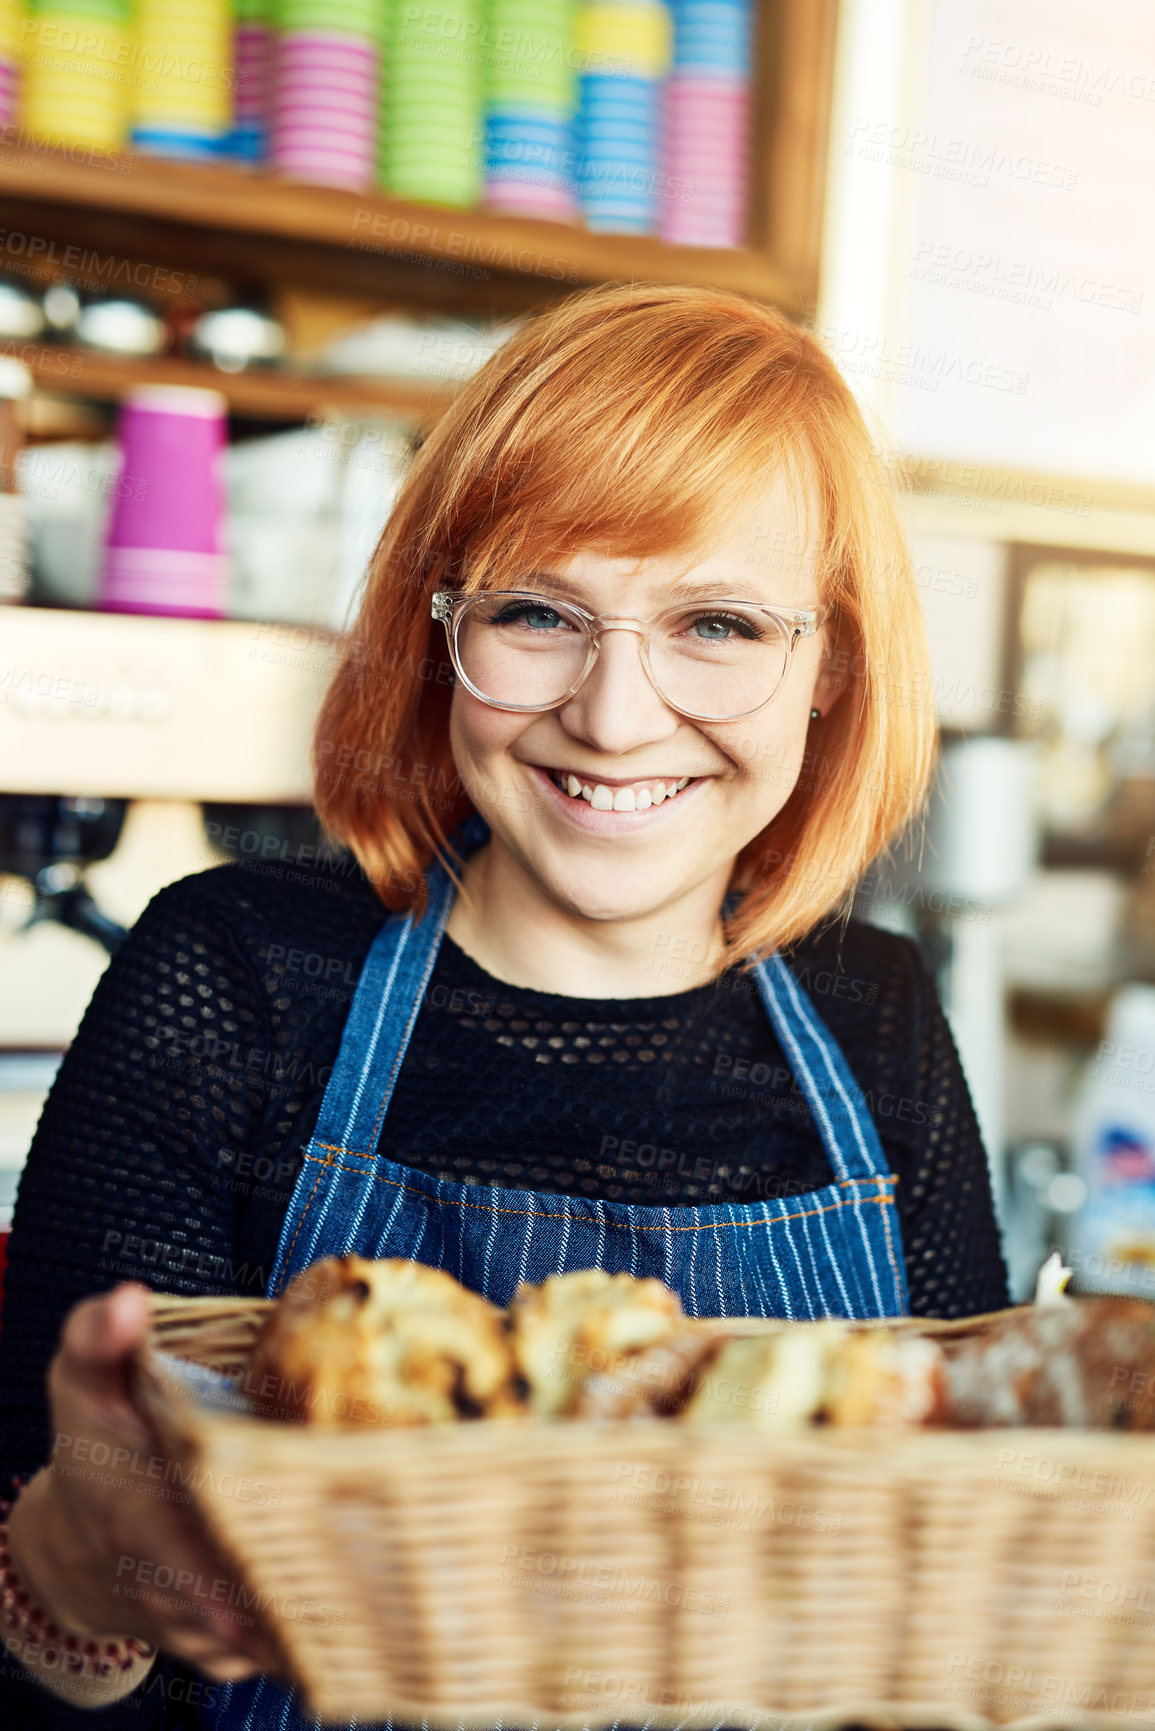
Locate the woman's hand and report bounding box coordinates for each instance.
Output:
[8,1282,283,1687]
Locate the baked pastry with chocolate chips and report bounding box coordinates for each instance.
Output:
[250,1255,519,1427]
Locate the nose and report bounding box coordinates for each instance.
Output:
[557,624,681,755]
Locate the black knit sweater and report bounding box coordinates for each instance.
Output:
[0,850,1009,1728]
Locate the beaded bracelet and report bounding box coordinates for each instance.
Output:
[0,1492,155,1681]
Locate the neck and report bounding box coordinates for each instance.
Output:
[444,840,732,998]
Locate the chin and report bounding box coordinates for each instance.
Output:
[545,885,657,926]
[533,860,676,927]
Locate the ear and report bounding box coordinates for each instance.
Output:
[811,637,848,720]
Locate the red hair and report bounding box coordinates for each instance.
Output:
[313,281,936,964]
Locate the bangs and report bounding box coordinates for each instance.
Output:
[411,290,839,603]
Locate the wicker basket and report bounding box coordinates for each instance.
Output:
[137,1295,1155,1730]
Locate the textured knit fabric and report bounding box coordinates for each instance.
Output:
[0,851,1009,1728]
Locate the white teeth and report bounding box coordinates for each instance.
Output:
[551,769,696,809]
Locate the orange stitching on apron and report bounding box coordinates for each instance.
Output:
[290,1147,896,1236]
[312,1141,892,1194]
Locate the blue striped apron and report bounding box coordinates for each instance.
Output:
[204,827,908,1731]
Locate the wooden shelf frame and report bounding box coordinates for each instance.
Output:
[20,345,457,425]
[0,0,838,323]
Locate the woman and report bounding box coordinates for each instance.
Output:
[0,282,1008,1728]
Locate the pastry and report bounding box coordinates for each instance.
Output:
[249,1255,518,1427]
[824,1329,946,1425]
[571,1328,720,1419]
[247,1255,1155,1435]
[682,1322,847,1427]
[933,1296,1155,1429]
[508,1269,686,1417]
[680,1322,944,1428]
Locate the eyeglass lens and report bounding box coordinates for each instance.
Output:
[453,594,793,718]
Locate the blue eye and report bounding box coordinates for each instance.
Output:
[492,601,565,630]
[686,611,764,642]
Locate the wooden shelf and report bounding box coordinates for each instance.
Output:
[0,0,840,318]
[0,143,810,317]
[0,607,334,801]
[23,344,456,425]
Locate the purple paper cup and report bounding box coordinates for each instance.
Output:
[269,144,375,187]
[660,207,747,246]
[277,38,379,80]
[484,179,579,221]
[275,65,378,93]
[100,546,229,617]
[234,22,272,118]
[271,105,377,141]
[278,30,378,58]
[276,47,378,72]
[272,94,377,127]
[100,385,228,618]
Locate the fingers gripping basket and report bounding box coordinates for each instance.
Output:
[139,1296,1155,1730]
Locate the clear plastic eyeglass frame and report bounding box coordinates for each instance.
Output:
[430,589,829,723]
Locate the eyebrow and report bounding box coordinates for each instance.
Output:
[516,571,781,607]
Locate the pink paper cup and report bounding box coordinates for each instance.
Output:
[100,385,228,618]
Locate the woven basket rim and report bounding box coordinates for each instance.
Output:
[139,1340,1155,1468]
[134,1295,1155,1731]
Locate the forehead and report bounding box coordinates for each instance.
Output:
[551,468,822,608]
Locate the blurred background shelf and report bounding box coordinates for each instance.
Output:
[0,98,820,319]
[19,345,456,425]
[0,605,334,802]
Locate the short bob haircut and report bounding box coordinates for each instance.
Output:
[313,280,936,967]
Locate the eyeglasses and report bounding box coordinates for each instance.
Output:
[431,589,828,723]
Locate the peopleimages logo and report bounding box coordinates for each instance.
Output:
[945,1653,1155,1720]
[349,209,580,282]
[846,118,1080,189]
[911,240,1142,313]
[958,35,1155,104]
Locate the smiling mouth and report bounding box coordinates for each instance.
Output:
[544,768,695,812]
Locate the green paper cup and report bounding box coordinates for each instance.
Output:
[277,0,383,31]
[28,0,130,18]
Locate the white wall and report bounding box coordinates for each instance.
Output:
[821,0,1155,484]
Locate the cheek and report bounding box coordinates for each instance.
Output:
[713,714,811,805]
[449,693,524,778]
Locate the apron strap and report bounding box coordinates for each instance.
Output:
[313,860,456,1158]
[751,950,891,1184]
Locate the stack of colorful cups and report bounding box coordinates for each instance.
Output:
[99,386,229,619]
[0,0,21,130]
[483,0,578,222]
[575,0,671,233]
[271,0,381,190]
[20,0,132,153]
[660,0,751,245]
[132,0,233,159]
[380,0,482,208]
[230,0,272,162]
